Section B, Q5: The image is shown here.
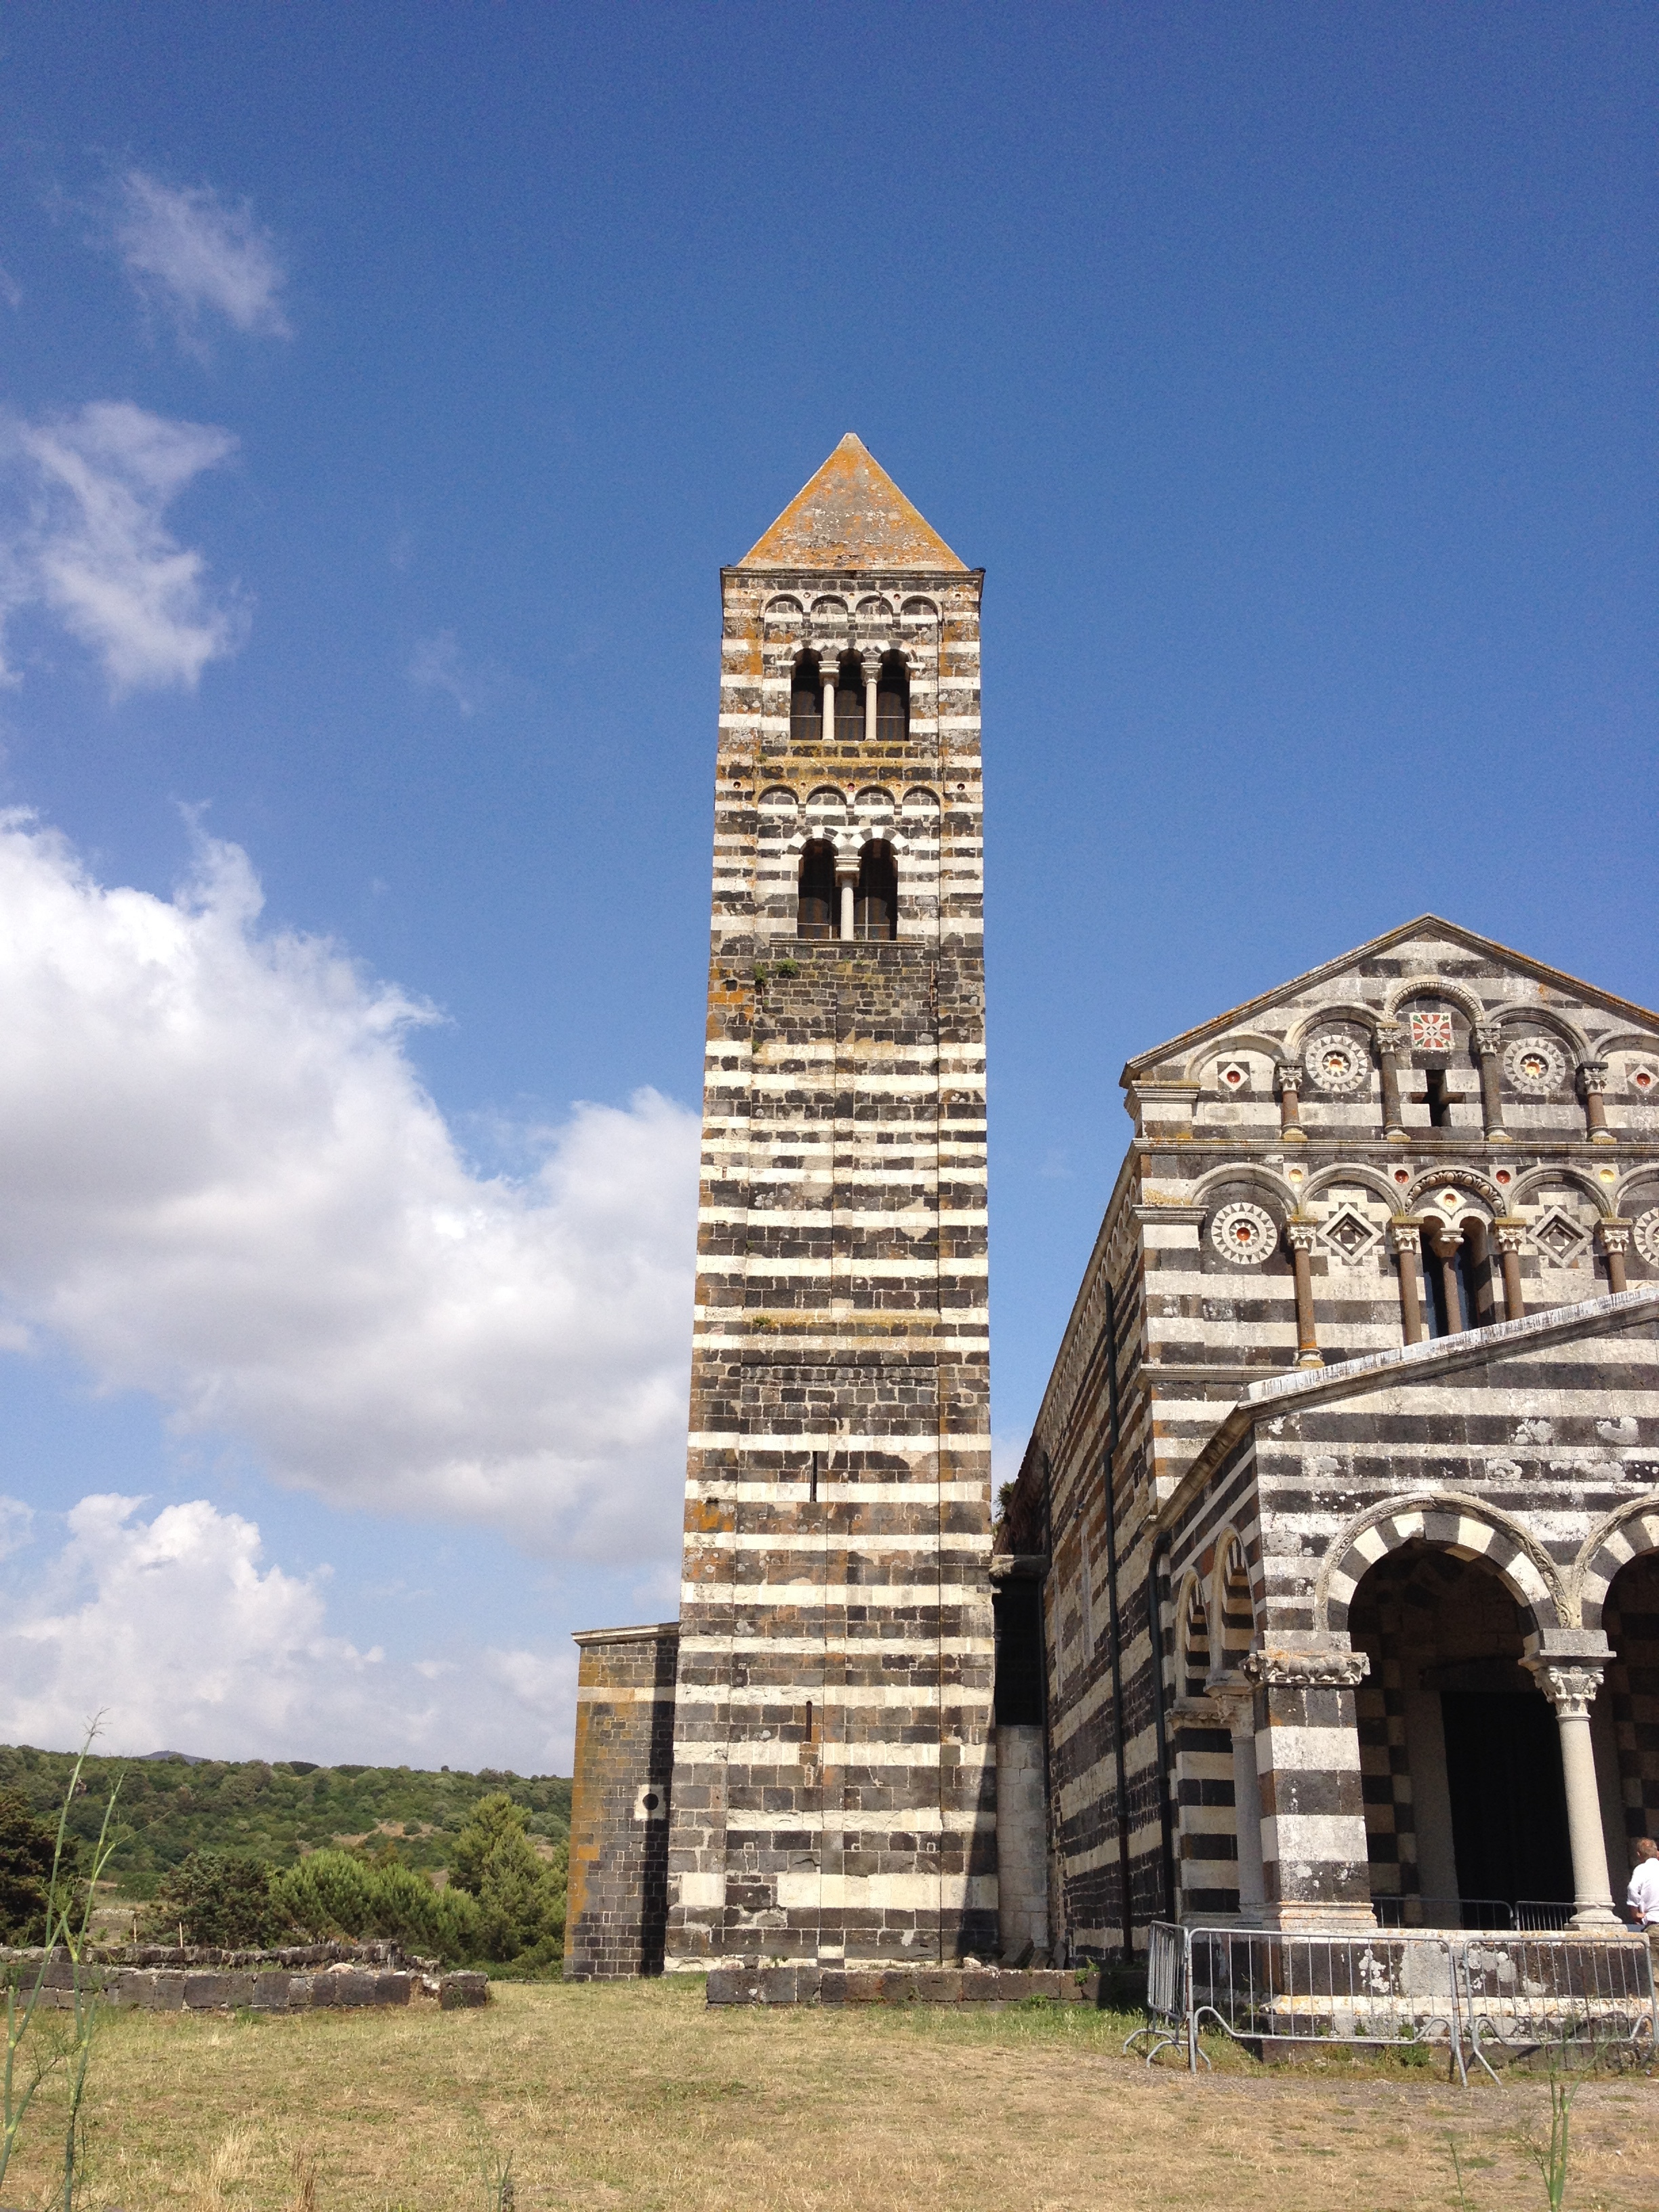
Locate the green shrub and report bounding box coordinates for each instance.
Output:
[0,1788,80,1943]
[141,1851,285,1948]
[273,1849,481,1963]
[450,1793,565,1969]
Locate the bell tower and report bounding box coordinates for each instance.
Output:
[665,435,995,1969]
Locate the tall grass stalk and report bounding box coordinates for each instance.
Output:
[0,1725,123,2209]
[1517,2055,1578,2212]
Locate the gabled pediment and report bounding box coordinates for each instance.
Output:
[1122,916,1659,1087]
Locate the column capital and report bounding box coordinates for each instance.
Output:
[1388,1215,1422,1254]
[1204,1673,1257,1729]
[833,853,861,888]
[1523,1633,1612,1717]
[1597,1218,1631,1254]
[1374,1024,1409,1058]
[1578,1058,1610,1094]
[1274,1061,1301,1094]
[1473,1021,1504,1057]
[859,649,884,683]
[1242,1645,1370,1689]
[1284,1218,1318,1254]
[1492,1218,1528,1253]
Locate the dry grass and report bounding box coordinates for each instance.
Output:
[4,1979,1655,2211]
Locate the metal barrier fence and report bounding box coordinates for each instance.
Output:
[1515,1900,1578,1931]
[1372,1897,1513,1929]
[1128,1922,1656,2083]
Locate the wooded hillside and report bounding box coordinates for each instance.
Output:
[0,1744,571,1897]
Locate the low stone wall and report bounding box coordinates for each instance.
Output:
[1,1944,489,2014]
[708,1965,1097,2008]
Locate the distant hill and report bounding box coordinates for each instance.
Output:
[0,1744,571,1898]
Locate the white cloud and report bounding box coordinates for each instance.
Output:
[0,815,701,1561]
[409,630,495,718]
[113,171,290,346]
[0,1493,576,1767]
[0,401,247,693]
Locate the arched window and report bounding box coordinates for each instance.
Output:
[1422,1218,1496,1336]
[797,840,835,939]
[1179,1580,1210,1699]
[855,841,897,940]
[876,652,909,742]
[790,655,821,741]
[835,653,863,742]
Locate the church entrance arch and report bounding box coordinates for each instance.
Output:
[1601,1549,1659,1900]
[1348,1542,1576,1921]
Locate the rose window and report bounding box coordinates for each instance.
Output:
[1210,1202,1278,1266]
[1502,1036,1567,1097]
[1634,1208,1659,1269]
[1302,1031,1372,1096]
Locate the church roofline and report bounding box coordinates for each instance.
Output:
[1155,1285,1659,1533]
[1120,914,1659,1086]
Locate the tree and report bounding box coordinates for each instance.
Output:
[141,1852,284,1948]
[449,1793,565,1967]
[0,1789,78,1943]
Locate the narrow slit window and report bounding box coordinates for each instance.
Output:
[876,652,909,743]
[835,653,863,741]
[790,655,821,741]
[797,840,835,939]
[855,841,897,940]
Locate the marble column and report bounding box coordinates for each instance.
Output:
[1494,1219,1527,1321]
[1275,1061,1305,1141]
[1598,1218,1631,1296]
[1475,1022,1508,1141]
[1523,1642,1618,1928]
[1390,1217,1425,1344]
[1376,1025,1409,1141]
[1286,1221,1323,1368]
[1580,1059,1613,1143]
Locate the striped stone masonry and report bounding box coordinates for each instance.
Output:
[1000,920,1659,1959]
[564,1623,678,1980]
[566,438,997,1975]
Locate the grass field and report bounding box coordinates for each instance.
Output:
[5,1978,1655,2211]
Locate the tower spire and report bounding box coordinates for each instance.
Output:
[739,433,967,571]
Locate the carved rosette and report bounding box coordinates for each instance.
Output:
[1241,1648,1371,1689]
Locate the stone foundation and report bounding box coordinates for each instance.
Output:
[708,1963,1094,2007]
[2,1942,489,2013]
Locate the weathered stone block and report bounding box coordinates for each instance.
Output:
[252,1972,291,2011]
[373,1972,411,2006]
[183,1973,232,2009]
[839,1972,884,2003]
[879,1971,917,2005]
[962,1969,1005,2002]
[758,1966,798,2005]
[438,1972,489,2009]
[331,1971,375,2007]
[914,1970,963,2001]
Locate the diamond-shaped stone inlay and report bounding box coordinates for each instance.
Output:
[1410,1009,1454,1051]
[1319,1206,1382,1267]
[1531,1206,1589,1267]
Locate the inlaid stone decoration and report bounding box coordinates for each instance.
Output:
[1532,1206,1591,1267]
[1505,1036,1568,1095]
[1303,1031,1371,1094]
[999,915,1659,1961]
[1216,1060,1250,1093]
[1210,1201,1278,1265]
[1630,1064,1657,1101]
[1319,1205,1382,1265]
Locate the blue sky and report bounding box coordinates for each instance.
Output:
[0,3,1652,1769]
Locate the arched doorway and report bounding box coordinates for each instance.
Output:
[1349,1542,1574,1921]
[1601,1549,1659,1903]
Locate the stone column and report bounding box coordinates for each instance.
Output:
[861,651,881,746]
[1598,1218,1631,1295]
[1427,1224,1465,1334]
[821,661,838,750]
[1208,1675,1265,1923]
[835,852,859,941]
[1389,1217,1425,1344]
[1579,1059,1613,1143]
[1474,1022,1508,1141]
[1376,1025,1409,1141]
[1286,1221,1324,1367]
[1242,1646,1374,1931]
[1275,1062,1305,1141]
[1494,1218,1527,1321]
[1523,1641,1618,1927]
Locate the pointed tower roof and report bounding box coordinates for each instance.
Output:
[739,433,967,571]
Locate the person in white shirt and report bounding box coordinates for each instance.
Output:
[1627,1837,1659,1929]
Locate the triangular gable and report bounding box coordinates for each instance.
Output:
[1122,916,1659,1082]
[738,434,967,572]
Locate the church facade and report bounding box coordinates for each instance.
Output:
[998,920,1659,1957]
[564,444,1659,1979]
